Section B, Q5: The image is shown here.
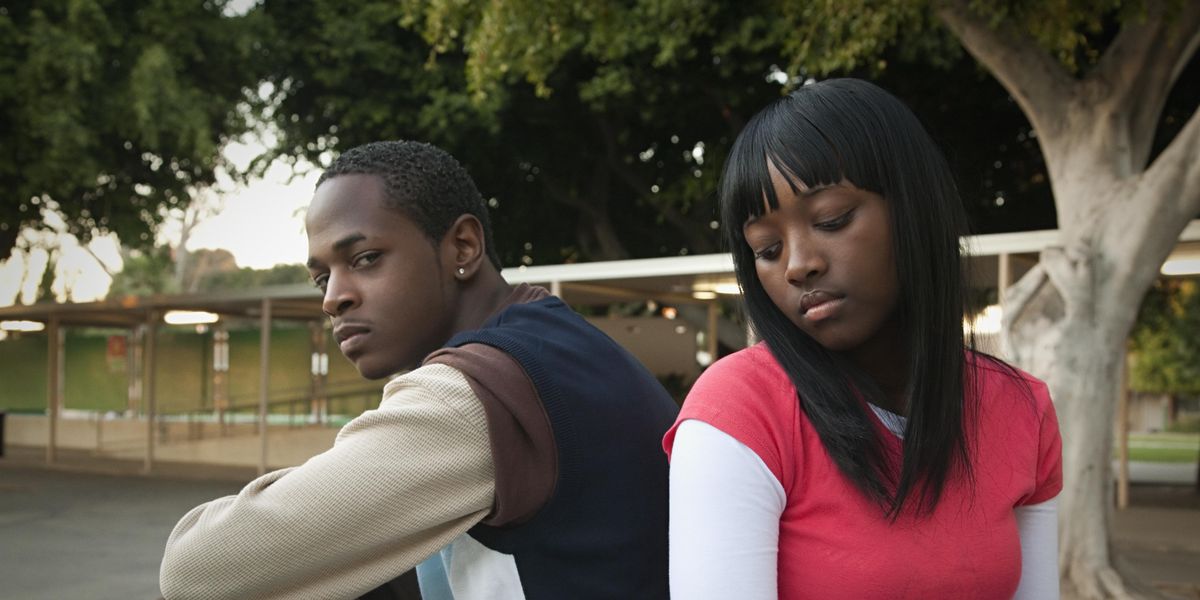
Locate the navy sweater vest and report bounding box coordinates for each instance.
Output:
[445,296,678,599]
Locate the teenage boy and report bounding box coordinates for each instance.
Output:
[159,141,678,599]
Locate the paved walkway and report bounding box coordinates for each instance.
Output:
[0,465,243,600]
[1120,460,1199,485]
[1,454,1197,599]
[1112,485,1200,599]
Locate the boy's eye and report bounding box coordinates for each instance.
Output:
[815,209,855,231]
[351,251,380,268]
[312,274,328,291]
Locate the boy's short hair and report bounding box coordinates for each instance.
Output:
[318,140,503,270]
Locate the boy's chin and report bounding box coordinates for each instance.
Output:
[354,356,410,380]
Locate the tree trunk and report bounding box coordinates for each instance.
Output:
[1005,256,1149,599]
[939,2,1200,595]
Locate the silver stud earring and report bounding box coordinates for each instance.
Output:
[457,267,466,275]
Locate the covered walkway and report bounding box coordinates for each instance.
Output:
[2,221,1198,477]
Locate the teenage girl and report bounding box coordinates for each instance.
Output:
[664,79,1062,600]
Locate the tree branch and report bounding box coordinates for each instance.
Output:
[1101,106,1200,304]
[1144,105,1200,222]
[935,0,1074,138]
[1039,246,1091,310]
[701,85,745,136]
[1092,0,1200,169]
[594,116,717,253]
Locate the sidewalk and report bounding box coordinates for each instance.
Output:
[1,450,1198,599]
[0,462,245,600]
[1112,484,1200,599]
[1121,460,1199,485]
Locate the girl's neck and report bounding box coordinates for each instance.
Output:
[844,319,910,415]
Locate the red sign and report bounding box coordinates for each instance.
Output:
[107,335,127,359]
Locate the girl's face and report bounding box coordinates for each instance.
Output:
[743,162,901,363]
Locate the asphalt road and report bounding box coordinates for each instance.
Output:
[1,462,1196,599]
[0,467,242,600]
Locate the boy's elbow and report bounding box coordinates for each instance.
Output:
[159,513,230,599]
[159,538,207,599]
[158,557,189,599]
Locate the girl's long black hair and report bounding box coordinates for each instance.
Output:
[719,78,978,517]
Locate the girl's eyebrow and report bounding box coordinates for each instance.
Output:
[797,183,837,198]
[744,182,841,227]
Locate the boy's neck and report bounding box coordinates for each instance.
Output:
[449,267,515,336]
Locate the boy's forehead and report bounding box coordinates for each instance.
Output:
[307,174,390,225]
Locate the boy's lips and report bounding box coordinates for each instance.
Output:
[333,322,371,354]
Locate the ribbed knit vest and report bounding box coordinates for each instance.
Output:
[445,296,677,599]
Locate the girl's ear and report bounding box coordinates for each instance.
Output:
[442,214,487,280]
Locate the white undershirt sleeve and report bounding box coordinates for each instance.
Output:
[669,419,786,600]
[1013,497,1060,600]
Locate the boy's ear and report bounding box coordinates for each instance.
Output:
[443,214,487,280]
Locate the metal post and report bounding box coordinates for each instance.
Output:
[998,253,1011,303]
[706,301,719,362]
[128,327,142,417]
[213,327,229,430]
[143,316,158,474]
[550,280,563,299]
[258,298,272,475]
[310,321,327,424]
[46,318,61,464]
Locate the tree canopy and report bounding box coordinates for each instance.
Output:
[396,1,1200,597]
[0,0,263,262]
[1130,279,1200,395]
[256,0,1062,268]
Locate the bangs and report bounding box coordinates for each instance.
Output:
[719,87,888,243]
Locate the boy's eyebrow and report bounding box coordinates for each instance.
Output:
[306,233,367,268]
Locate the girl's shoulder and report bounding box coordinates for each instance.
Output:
[691,343,792,396]
[669,343,802,484]
[966,351,1055,419]
[679,343,798,423]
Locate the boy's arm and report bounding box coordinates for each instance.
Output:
[159,363,495,600]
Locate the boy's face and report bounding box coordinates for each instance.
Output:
[305,173,458,379]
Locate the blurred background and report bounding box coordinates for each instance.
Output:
[0,1,1197,598]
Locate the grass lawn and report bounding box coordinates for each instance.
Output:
[1120,432,1200,463]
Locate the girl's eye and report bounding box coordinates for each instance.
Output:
[815,209,855,231]
[753,243,781,261]
[312,274,328,292]
[351,251,380,269]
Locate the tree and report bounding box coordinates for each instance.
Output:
[0,0,265,262]
[193,262,311,292]
[106,245,175,298]
[255,0,798,264]
[257,0,1054,268]
[403,1,1200,596]
[1129,279,1200,397]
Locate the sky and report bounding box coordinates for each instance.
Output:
[0,140,320,306]
[175,141,320,270]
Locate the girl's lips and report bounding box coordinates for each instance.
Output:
[803,297,843,322]
[800,291,843,322]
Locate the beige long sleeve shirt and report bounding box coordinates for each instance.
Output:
[160,284,557,600]
[159,364,494,600]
